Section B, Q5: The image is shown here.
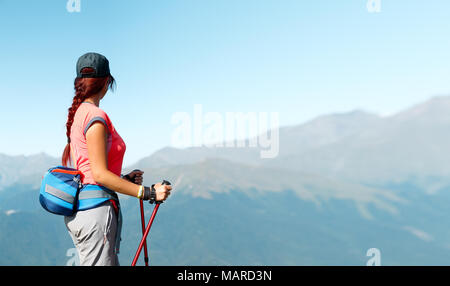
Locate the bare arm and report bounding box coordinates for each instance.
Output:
[86,122,140,197]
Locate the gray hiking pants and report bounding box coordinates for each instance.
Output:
[64,201,121,266]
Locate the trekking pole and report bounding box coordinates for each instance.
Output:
[139,199,149,266]
[131,180,171,266]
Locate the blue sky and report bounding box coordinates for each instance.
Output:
[0,0,449,166]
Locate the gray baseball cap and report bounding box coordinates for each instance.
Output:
[76,52,111,78]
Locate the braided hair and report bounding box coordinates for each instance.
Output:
[61,67,115,167]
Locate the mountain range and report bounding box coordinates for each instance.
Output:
[129,96,450,194]
[1,96,450,265]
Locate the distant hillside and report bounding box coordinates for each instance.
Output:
[267,96,450,190]
[2,96,450,265]
[9,96,450,193]
[130,110,381,169]
[129,96,450,193]
[0,153,58,191]
[1,172,449,266]
[126,158,403,219]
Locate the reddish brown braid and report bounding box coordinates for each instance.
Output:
[61,68,115,167]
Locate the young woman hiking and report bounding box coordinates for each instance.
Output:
[62,52,172,266]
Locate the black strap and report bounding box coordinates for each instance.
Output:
[149,184,157,204]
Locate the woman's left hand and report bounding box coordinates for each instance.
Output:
[123,169,144,185]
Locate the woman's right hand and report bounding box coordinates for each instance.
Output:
[153,182,172,202]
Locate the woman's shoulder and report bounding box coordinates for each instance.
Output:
[74,103,113,134]
[77,102,109,118]
[74,103,112,131]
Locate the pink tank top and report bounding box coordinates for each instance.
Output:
[70,102,126,185]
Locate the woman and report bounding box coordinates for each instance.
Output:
[62,52,172,266]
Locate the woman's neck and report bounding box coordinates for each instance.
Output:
[83,97,100,107]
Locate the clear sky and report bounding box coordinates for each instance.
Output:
[0,0,449,166]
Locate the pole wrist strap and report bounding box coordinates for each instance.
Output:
[149,184,157,204]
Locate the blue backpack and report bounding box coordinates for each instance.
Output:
[39,166,119,216]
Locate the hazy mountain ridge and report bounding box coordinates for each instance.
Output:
[270,97,450,189]
[131,109,383,169]
[126,96,450,193]
[3,96,449,203]
[5,96,450,191]
[1,96,450,265]
[0,152,58,191]
[126,158,404,219]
